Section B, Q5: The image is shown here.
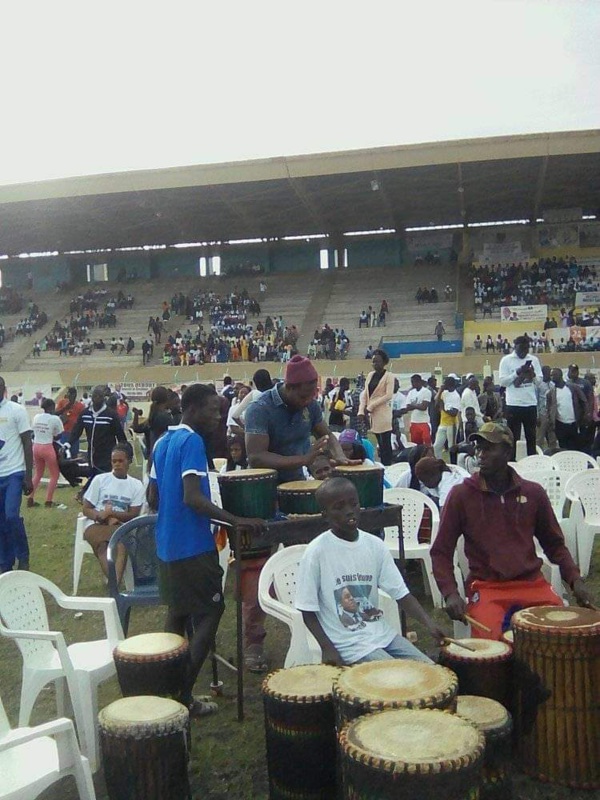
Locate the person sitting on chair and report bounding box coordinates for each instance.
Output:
[295,477,446,665]
[82,444,145,582]
[430,422,594,640]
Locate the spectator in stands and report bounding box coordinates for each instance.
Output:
[406,374,432,446]
[359,310,369,328]
[473,335,482,350]
[499,336,542,457]
[358,349,395,466]
[434,320,445,341]
[364,345,374,360]
[126,336,135,354]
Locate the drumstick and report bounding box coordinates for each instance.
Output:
[464,614,492,634]
[442,637,477,652]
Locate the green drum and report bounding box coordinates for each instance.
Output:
[277,480,322,516]
[333,464,384,508]
[217,468,277,558]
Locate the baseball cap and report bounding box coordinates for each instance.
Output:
[469,422,514,447]
[447,373,460,380]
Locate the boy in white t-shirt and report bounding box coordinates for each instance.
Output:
[295,478,446,665]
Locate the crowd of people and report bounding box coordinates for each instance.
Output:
[472,257,599,313]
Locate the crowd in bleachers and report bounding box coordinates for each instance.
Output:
[149,287,298,365]
[472,257,599,313]
[308,325,350,360]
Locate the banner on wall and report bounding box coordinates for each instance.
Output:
[570,325,600,343]
[575,291,600,308]
[479,242,528,264]
[501,305,547,323]
[537,225,579,248]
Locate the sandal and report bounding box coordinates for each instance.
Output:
[188,696,218,718]
[244,649,269,674]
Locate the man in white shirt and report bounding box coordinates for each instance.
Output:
[0,376,33,572]
[433,375,461,458]
[295,478,445,664]
[406,374,432,446]
[460,375,484,428]
[498,336,543,457]
[230,369,272,429]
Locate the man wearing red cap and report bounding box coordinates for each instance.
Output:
[245,355,355,484]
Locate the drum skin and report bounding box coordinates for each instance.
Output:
[99,696,190,800]
[456,695,513,800]
[333,660,458,729]
[339,708,485,800]
[114,633,188,700]
[332,465,384,509]
[512,606,600,789]
[262,664,342,800]
[277,480,322,516]
[439,639,513,709]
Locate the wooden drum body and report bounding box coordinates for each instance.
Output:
[277,480,322,517]
[339,708,485,800]
[114,633,188,700]
[512,605,600,789]
[99,696,190,800]
[439,638,513,708]
[332,465,384,509]
[262,664,342,800]
[333,660,458,728]
[217,468,277,556]
[456,695,513,800]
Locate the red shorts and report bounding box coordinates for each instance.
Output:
[466,575,563,640]
[410,422,432,446]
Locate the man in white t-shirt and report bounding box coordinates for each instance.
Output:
[0,376,33,572]
[498,336,542,457]
[295,478,445,665]
[433,375,461,458]
[406,374,432,446]
[547,367,587,451]
[230,369,272,429]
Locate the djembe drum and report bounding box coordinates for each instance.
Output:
[512,605,600,788]
[339,708,485,800]
[99,696,190,800]
[439,638,513,708]
[332,464,384,509]
[262,664,342,799]
[277,480,322,516]
[114,633,189,699]
[456,695,513,800]
[333,660,458,728]
[217,468,277,556]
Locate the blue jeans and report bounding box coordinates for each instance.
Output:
[0,472,29,572]
[354,634,433,664]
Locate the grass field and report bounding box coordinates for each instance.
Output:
[1,475,598,800]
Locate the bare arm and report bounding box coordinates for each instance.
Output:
[301,611,343,665]
[397,594,446,644]
[246,432,327,472]
[182,473,264,532]
[20,432,33,493]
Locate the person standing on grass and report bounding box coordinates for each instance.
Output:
[147,383,265,718]
[29,398,64,508]
[498,335,542,457]
[0,376,33,573]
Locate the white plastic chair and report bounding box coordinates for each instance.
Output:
[515,441,544,460]
[0,572,123,773]
[0,695,96,800]
[520,468,575,561]
[383,488,443,607]
[258,545,401,667]
[72,515,94,596]
[384,462,410,486]
[550,450,599,476]
[510,455,555,474]
[564,470,600,577]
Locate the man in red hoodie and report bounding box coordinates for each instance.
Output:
[431,422,594,639]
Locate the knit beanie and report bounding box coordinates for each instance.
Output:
[285,355,319,385]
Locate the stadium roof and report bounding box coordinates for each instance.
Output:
[0,130,599,255]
